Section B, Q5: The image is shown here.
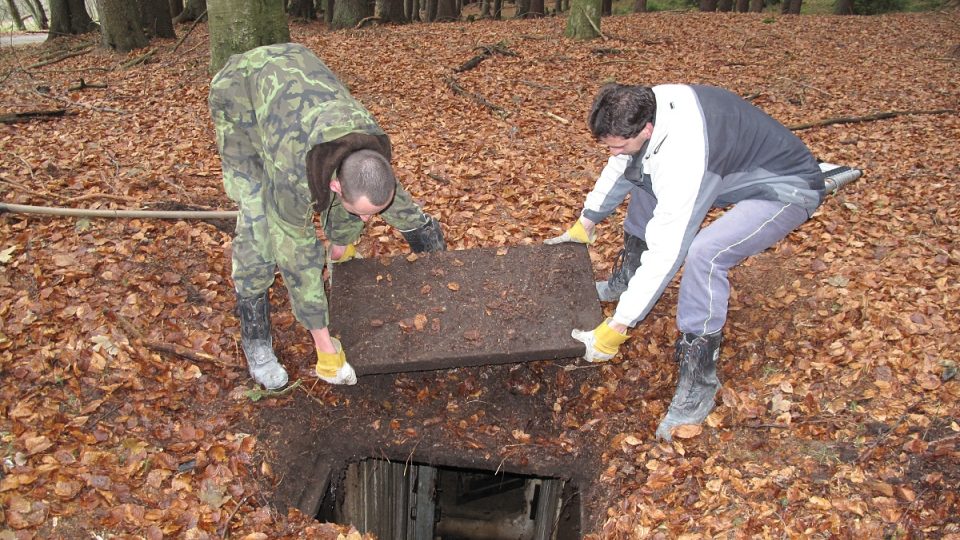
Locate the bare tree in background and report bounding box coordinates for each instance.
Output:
[435,0,460,20]
[169,0,184,18]
[208,0,288,74]
[834,0,853,13]
[781,0,802,13]
[20,0,49,29]
[331,0,370,28]
[565,0,600,39]
[173,0,206,23]
[48,0,97,38]
[140,0,175,38]
[4,0,26,30]
[288,0,317,19]
[96,0,148,51]
[376,0,406,22]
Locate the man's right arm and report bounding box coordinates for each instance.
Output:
[581,154,633,225]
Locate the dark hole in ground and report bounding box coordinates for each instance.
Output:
[317,457,581,540]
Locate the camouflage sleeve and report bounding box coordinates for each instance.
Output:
[378,182,430,233]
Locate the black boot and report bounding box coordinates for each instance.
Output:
[596,232,647,301]
[401,214,446,253]
[236,291,288,389]
[655,331,722,441]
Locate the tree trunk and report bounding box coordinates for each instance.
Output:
[735,0,748,11]
[169,0,184,18]
[554,0,562,13]
[699,0,717,10]
[331,0,371,26]
[48,0,97,37]
[376,0,406,21]
[411,0,421,20]
[565,0,599,39]
[480,0,491,17]
[435,0,459,20]
[492,0,501,18]
[5,0,26,30]
[632,0,647,12]
[96,0,149,52]
[208,0,289,74]
[26,0,49,29]
[717,0,733,10]
[601,0,610,15]
[748,0,763,9]
[515,0,529,17]
[173,0,206,23]
[325,0,334,23]
[834,0,853,13]
[288,0,317,18]
[785,0,801,13]
[426,0,438,20]
[139,0,175,38]
[528,0,545,16]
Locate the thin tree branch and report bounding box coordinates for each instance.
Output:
[788,109,957,131]
[444,75,508,116]
[170,9,207,55]
[27,46,93,69]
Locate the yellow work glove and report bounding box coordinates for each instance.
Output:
[544,218,597,245]
[315,337,357,385]
[571,319,629,362]
[330,243,358,263]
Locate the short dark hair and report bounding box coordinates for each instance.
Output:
[338,149,396,206]
[587,84,657,140]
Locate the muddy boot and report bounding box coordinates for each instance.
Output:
[401,214,446,253]
[236,291,288,390]
[655,332,722,441]
[596,233,647,302]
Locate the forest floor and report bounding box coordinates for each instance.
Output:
[1,10,959,540]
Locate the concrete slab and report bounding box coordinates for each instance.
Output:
[328,243,602,375]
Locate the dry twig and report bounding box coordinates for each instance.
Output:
[788,109,957,131]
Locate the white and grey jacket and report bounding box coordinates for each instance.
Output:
[581,84,824,328]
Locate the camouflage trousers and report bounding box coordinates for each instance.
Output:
[210,50,429,330]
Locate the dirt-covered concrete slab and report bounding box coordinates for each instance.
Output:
[328,243,602,375]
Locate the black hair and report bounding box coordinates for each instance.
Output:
[587,84,657,140]
[338,149,396,206]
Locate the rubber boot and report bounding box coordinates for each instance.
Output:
[596,233,647,302]
[236,291,288,390]
[401,214,446,253]
[655,331,722,441]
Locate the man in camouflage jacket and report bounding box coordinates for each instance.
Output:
[209,43,445,389]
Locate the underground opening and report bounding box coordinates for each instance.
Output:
[316,457,582,539]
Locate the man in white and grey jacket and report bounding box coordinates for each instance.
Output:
[547,83,824,441]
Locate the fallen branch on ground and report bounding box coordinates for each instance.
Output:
[454,42,519,73]
[143,340,231,368]
[28,46,94,69]
[788,109,957,131]
[0,109,73,124]
[355,16,382,29]
[170,9,207,55]
[67,78,107,91]
[444,75,508,115]
[120,48,156,70]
